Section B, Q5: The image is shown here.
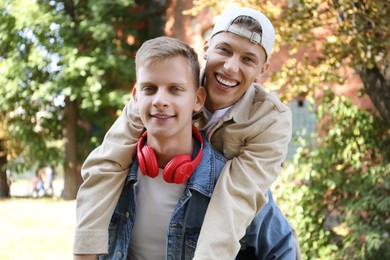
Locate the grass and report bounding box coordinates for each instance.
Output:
[0,179,76,260]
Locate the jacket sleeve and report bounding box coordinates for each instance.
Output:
[193,108,292,260]
[73,99,144,254]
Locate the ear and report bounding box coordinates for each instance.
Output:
[255,62,270,81]
[260,62,270,74]
[193,86,206,113]
[202,41,210,60]
[132,86,138,108]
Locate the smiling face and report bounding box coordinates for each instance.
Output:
[133,56,205,142]
[203,29,269,112]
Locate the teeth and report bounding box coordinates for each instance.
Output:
[153,115,173,119]
[216,74,238,88]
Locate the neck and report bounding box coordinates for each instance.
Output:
[205,100,217,113]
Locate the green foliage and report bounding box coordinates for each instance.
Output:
[271,0,389,103]
[0,0,139,172]
[274,90,390,259]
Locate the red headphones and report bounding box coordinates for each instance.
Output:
[137,126,203,184]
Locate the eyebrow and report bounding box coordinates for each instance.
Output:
[137,80,190,87]
[216,41,261,60]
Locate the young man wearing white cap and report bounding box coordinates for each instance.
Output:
[193,7,300,259]
[74,7,300,260]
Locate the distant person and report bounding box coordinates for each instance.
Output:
[6,169,12,188]
[44,166,55,195]
[32,168,45,198]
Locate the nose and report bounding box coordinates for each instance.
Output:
[223,55,239,74]
[152,89,169,108]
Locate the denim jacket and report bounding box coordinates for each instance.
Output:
[100,135,295,260]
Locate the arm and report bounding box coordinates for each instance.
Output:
[193,107,292,259]
[73,99,144,255]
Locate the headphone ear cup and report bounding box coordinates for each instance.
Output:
[141,146,159,178]
[137,132,159,178]
[163,154,192,184]
[137,132,148,177]
[137,149,148,176]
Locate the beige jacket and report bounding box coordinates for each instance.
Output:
[73,83,292,258]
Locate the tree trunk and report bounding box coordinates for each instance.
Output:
[136,0,168,42]
[356,60,390,126]
[62,97,81,200]
[0,139,10,198]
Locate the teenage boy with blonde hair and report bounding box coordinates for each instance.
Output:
[74,7,300,260]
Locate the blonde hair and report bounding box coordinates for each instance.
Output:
[135,36,200,87]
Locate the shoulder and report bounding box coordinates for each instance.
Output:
[202,135,227,164]
[230,84,291,126]
[250,83,291,114]
[200,134,227,174]
[187,134,227,194]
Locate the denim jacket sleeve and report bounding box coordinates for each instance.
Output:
[73,99,144,254]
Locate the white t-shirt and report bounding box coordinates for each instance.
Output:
[128,168,187,260]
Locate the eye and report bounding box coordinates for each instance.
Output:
[216,46,231,55]
[243,56,256,64]
[141,85,157,93]
[169,86,184,93]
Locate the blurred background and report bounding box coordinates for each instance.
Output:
[0,0,389,259]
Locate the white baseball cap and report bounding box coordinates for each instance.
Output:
[210,7,275,61]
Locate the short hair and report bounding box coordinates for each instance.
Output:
[231,16,262,36]
[135,36,200,87]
